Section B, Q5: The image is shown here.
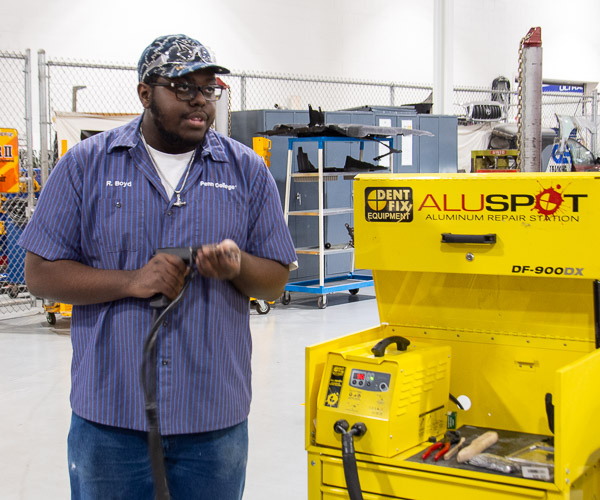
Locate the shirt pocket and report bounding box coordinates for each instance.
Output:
[94,197,145,253]
[189,187,247,247]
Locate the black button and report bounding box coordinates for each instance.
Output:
[161,360,169,366]
[166,210,173,216]
[115,202,121,208]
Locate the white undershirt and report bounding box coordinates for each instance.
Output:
[144,141,195,199]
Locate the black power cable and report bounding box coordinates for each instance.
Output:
[141,248,198,500]
[334,419,368,500]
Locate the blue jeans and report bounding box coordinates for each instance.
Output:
[68,413,247,500]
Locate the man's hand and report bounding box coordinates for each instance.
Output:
[195,239,241,280]
[129,252,189,300]
[194,239,289,301]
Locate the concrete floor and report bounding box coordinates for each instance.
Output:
[0,288,380,500]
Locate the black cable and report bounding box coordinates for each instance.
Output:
[594,280,600,349]
[341,433,363,500]
[141,270,197,500]
[334,420,367,500]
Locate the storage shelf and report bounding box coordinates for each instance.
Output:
[294,244,354,256]
[292,172,373,182]
[288,208,354,217]
[283,136,392,307]
[285,274,373,294]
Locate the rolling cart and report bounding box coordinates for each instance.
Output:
[282,136,393,308]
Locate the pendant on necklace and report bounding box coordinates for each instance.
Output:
[173,193,187,207]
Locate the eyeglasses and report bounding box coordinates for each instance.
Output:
[148,82,226,101]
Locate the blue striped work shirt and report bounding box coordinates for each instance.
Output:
[19,116,297,434]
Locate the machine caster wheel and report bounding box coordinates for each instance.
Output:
[255,300,271,315]
[281,291,291,305]
[317,295,328,309]
[46,312,56,326]
[349,288,359,295]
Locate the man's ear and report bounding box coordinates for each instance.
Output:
[137,82,152,109]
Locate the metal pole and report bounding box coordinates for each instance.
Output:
[592,91,598,157]
[37,50,50,188]
[72,85,86,112]
[519,28,543,172]
[433,0,454,115]
[23,49,35,219]
[240,74,247,111]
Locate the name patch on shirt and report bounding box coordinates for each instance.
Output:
[106,180,132,187]
[199,180,237,191]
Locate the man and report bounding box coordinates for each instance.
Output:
[19,34,297,499]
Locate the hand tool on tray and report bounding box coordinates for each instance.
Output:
[422,430,461,461]
[469,453,520,474]
[457,430,499,463]
[443,436,466,461]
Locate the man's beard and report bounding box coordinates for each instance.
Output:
[149,99,208,150]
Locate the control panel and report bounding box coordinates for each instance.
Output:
[349,369,391,392]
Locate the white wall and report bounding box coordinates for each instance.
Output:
[2,0,599,87]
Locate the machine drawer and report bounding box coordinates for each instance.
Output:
[321,456,548,499]
[321,486,386,500]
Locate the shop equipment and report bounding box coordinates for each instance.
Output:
[471,149,519,172]
[306,172,600,499]
[43,300,72,325]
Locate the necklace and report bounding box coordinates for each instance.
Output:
[141,132,196,207]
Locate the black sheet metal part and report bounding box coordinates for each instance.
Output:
[260,123,435,139]
[296,147,389,173]
[308,105,325,127]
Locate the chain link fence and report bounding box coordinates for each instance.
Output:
[41,56,599,155]
[1,51,599,318]
[226,72,433,113]
[0,50,35,317]
[454,86,598,152]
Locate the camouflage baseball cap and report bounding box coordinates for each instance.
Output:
[138,34,230,82]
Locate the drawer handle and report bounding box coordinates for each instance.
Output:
[441,233,496,244]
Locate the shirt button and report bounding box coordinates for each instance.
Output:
[161,359,169,366]
[115,202,121,208]
[166,210,173,216]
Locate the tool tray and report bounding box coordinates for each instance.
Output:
[406,425,554,483]
[306,173,600,499]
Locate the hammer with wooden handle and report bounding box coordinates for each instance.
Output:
[443,436,466,461]
[456,431,499,463]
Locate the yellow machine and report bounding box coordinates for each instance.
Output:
[249,136,275,314]
[44,300,72,325]
[316,339,451,458]
[471,149,519,172]
[306,173,600,499]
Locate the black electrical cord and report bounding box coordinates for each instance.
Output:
[594,280,600,349]
[334,420,367,500]
[141,268,197,500]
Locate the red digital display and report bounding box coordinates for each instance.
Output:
[356,372,365,381]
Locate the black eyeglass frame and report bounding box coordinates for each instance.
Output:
[148,81,226,102]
